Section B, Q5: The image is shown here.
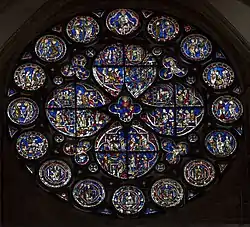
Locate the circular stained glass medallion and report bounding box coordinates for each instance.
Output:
[205,130,237,157]
[151,178,184,207]
[184,159,215,187]
[66,16,100,43]
[180,34,212,61]
[112,186,145,214]
[203,62,234,89]
[35,35,67,62]
[14,63,46,91]
[147,16,180,42]
[16,131,48,160]
[212,95,243,123]
[73,179,105,208]
[38,160,72,188]
[7,97,39,125]
[106,9,140,35]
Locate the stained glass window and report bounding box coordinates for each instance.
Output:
[6,8,244,217]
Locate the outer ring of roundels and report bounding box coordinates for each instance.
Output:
[66,16,100,43]
[38,159,72,188]
[14,63,46,91]
[151,178,184,207]
[16,131,48,160]
[211,95,243,124]
[202,62,235,89]
[73,179,106,208]
[147,16,180,42]
[205,130,237,157]
[106,9,140,35]
[35,35,67,62]
[180,34,212,61]
[184,159,216,187]
[7,97,39,126]
[112,185,145,214]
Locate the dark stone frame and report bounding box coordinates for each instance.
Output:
[1,0,250,226]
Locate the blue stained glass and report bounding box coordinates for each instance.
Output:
[14,63,46,91]
[162,139,188,164]
[66,16,100,43]
[7,98,39,125]
[109,96,141,122]
[205,130,237,157]
[159,57,188,80]
[95,122,159,179]
[35,35,66,62]
[147,16,179,42]
[106,9,139,35]
[203,62,234,89]
[180,34,212,61]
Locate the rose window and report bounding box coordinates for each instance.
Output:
[6,9,244,217]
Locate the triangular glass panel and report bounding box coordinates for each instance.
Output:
[7,88,17,97]
[21,52,32,60]
[187,191,199,200]
[218,164,228,173]
[233,86,242,95]
[142,10,153,18]
[93,10,105,18]
[234,126,243,136]
[8,126,18,138]
[52,24,63,33]
[56,193,69,201]
[144,207,159,215]
[26,165,35,174]
[216,50,226,59]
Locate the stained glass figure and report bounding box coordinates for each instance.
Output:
[73,179,105,207]
[14,63,46,90]
[161,139,188,164]
[95,122,159,179]
[151,178,184,207]
[147,16,179,42]
[6,8,244,218]
[205,130,237,157]
[159,57,188,80]
[141,84,174,107]
[66,16,100,43]
[203,62,234,89]
[180,34,212,61]
[7,97,39,125]
[61,55,90,80]
[16,131,48,159]
[112,186,145,214]
[93,44,157,97]
[109,96,141,122]
[63,140,91,156]
[38,160,72,188]
[35,35,67,62]
[106,9,139,35]
[212,95,243,123]
[184,159,215,187]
